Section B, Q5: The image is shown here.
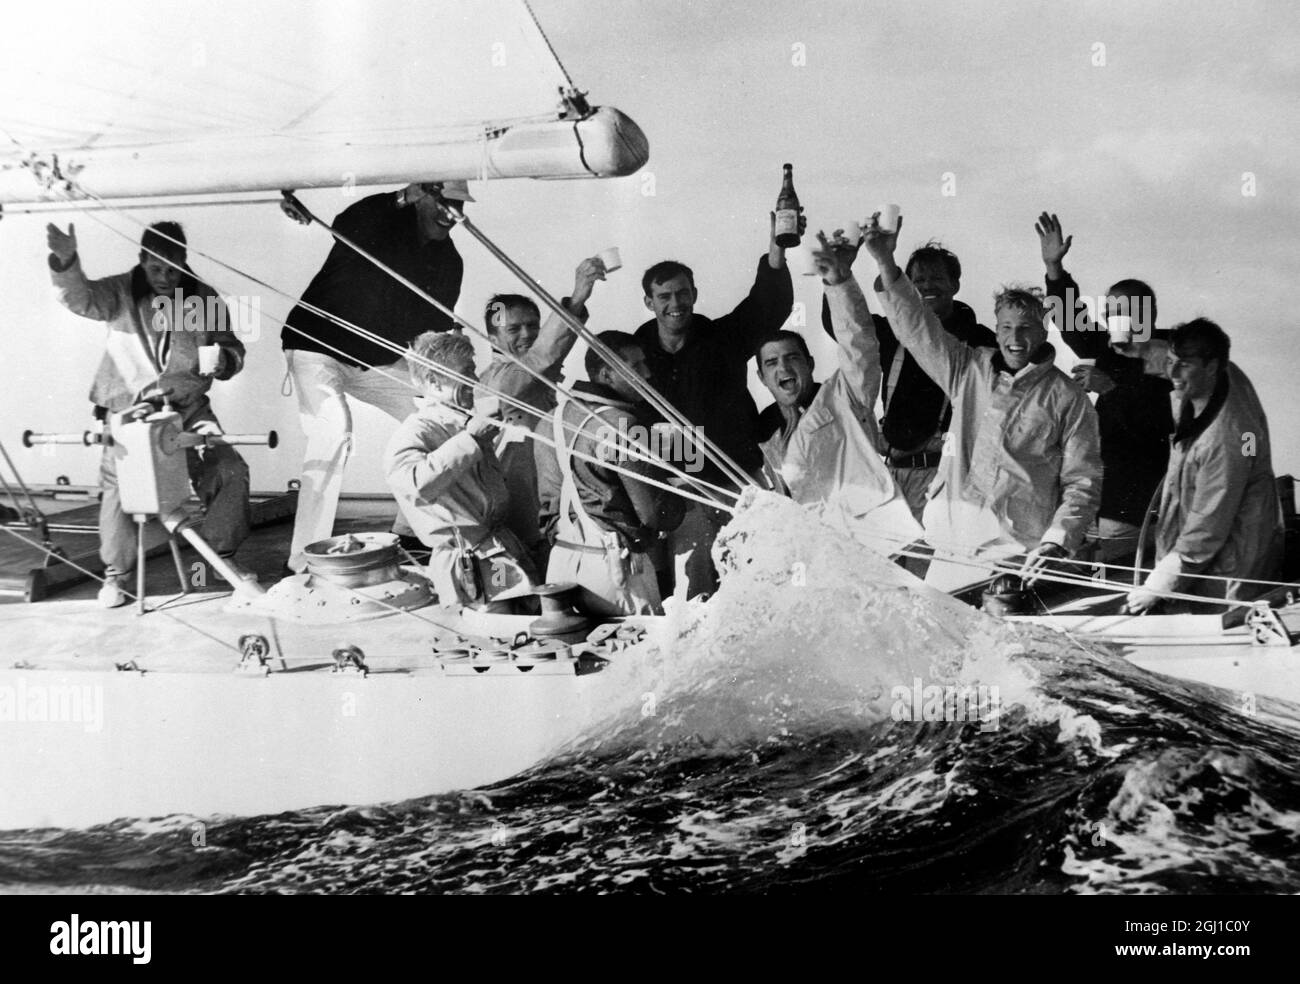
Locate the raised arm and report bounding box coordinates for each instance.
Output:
[814,231,880,411]
[865,213,970,399]
[1035,212,1109,360]
[47,223,123,322]
[714,211,803,354]
[517,256,605,376]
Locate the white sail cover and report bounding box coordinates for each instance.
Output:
[0,0,647,201]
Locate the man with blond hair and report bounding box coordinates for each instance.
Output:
[384,330,537,610]
[860,213,1102,590]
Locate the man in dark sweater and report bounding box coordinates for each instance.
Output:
[634,211,801,597]
[820,240,997,521]
[280,181,469,572]
[1035,212,1173,563]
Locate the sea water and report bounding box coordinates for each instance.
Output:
[3,491,1299,894]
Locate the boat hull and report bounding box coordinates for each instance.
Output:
[0,663,610,831]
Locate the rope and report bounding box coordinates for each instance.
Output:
[522,0,576,90]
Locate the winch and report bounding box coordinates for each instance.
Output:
[528,582,592,641]
[981,573,1033,617]
[232,531,432,622]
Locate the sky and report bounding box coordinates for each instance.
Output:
[1,0,1297,495]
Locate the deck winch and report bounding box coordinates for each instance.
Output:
[981,573,1033,617]
[236,531,433,623]
[528,582,592,641]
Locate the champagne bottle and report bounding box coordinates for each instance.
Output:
[774,163,801,248]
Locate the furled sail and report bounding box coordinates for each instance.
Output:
[0,0,648,203]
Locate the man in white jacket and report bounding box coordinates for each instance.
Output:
[754,232,921,553]
[47,221,254,608]
[861,213,1102,591]
[1126,318,1283,612]
[384,331,537,611]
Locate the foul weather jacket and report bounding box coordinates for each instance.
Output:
[879,272,1103,555]
[50,255,245,414]
[757,276,922,546]
[384,398,536,605]
[1154,362,1284,601]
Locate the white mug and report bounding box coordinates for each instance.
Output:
[198,345,220,375]
[597,247,622,273]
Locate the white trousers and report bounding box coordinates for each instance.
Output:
[286,350,416,571]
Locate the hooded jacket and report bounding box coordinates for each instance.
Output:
[758,276,922,545]
[1154,361,1284,600]
[50,255,245,414]
[880,272,1102,554]
[384,398,511,548]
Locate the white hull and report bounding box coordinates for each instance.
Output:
[0,664,612,831]
[3,536,1299,831]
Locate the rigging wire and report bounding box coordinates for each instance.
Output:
[70,203,736,513]
[46,197,1300,601]
[279,189,753,495]
[522,0,576,90]
[46,196,1300,602]
[67,183,742,506]
[9,116,731,505]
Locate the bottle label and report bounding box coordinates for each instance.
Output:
[775,209,798,237]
